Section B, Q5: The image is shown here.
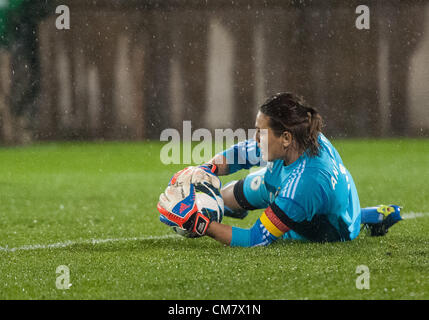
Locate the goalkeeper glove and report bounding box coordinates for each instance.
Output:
[157,184,211,236]
[169,164,220,189]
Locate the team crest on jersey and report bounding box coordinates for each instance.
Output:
[250,176,262,191]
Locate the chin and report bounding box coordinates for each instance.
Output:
[261,154,270,162]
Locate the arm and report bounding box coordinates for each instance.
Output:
[206,207,290,247]
[208,139,263,176]
[171,139,262,187]
[207,154,229,176]
[206,222,232,245]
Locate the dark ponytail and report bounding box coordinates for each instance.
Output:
[259,92,324,157]
[304,107,323,156]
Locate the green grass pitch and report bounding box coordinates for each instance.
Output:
[0,139,428,299]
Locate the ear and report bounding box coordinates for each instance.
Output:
[281,131,293,148]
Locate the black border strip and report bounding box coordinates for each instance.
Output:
[233,179,259,211]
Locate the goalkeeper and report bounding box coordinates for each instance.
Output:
[158,92,403,247]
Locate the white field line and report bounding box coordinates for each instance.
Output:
[0,234,181,253]
[1,212,428,253]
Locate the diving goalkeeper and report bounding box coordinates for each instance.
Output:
[157,92,403,247]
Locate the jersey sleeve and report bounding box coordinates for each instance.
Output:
[230,204,294,247]
[230,214,282,247]
[219,139,265,174]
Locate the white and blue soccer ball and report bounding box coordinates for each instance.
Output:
[173,182,224,238]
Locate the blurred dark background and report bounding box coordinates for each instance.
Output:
[0,0,428,145]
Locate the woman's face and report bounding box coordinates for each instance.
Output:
[254,111,290,162]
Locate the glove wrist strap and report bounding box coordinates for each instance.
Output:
[204,163,218,175]
[192,213,210,236]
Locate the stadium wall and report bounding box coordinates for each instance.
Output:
[0,0,428,144]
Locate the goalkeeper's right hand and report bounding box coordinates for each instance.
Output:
[157,184,211,236]
[169,164,221,190]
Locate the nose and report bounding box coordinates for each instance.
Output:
[254,130,260,145]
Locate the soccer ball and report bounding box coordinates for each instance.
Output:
[173,182,224,238]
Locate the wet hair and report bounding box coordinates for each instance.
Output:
[259,92,323,157]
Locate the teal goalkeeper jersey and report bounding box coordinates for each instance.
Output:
[222,133,361,242]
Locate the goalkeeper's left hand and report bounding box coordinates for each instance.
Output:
[157,184,211,237]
